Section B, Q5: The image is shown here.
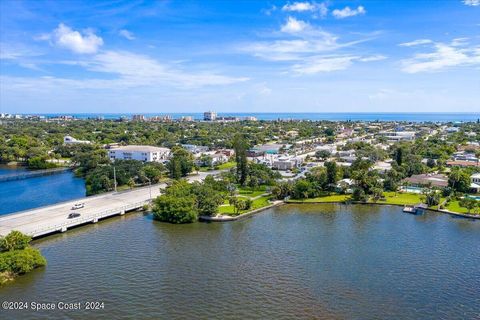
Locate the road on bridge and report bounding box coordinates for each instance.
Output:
[0,171,222,237]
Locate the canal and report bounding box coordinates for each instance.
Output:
[1,204,478,319]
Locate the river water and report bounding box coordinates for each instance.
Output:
[1,203,478,320]
[0,168,86,215]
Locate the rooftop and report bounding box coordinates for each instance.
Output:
[109,145,170,152]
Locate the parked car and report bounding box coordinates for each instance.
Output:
[68,212,81,219]
[71,203,85,210]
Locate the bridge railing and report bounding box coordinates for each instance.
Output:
[27,201,149,237]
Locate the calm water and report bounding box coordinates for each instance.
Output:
[1,204,478,320]
[37,112,479,122]
[0,169,86,215]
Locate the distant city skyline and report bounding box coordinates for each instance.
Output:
[1,0,479,113]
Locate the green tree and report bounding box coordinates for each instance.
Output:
[152,195,197,223]
[293,179,313,199]
[325,161,339,188]
[315,150,330,160]
[233,134,249,185]
[272,182,293,200]
[459,198,478,214]
[423,190,441,206]
[192,183,224,216]
[0,231,31,252]
[248,176,259,191]
[352,188,367,202]
[168,147,194,179]
[0,247,47,274]
[448,169,471,193]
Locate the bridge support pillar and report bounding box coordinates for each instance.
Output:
[92,218,98,223]
[120,210,125,215]
[61,226,67,233]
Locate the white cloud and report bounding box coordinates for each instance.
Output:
[80,51,249,87]
[463,0,480,6]
[358,55,387,62]
[282,1,328,17]
[399,39,433,47]
[401,39,480,73]
[332,6,366,19]
[292,55,357,74]
[291,54,385,74]
[119,29,135,40]
[41,23,103,54]
[281,17,310,33]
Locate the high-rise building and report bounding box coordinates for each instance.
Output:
[204,111,217,121]
[132,114,146,121]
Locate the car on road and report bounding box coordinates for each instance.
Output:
[71,203,85,210]
[68,212,81,219]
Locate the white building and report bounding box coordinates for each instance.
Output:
[108,145,170,162]
[64,135,91,145]
[377,131,415,142]
[272,156,303,170]
[204,111,217,121]
[471,173,480,193]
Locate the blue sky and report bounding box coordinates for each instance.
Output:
[0,0,479,114]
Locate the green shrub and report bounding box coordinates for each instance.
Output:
[1,247,47,274]
[0,230,32,252]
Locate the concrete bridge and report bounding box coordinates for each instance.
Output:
[0,171,220,238]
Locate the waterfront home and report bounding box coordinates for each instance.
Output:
[336,178,354,193]
[108,145,170,162]
[63,135,91,145]
[471,173,480,193]
[402,173,448,189]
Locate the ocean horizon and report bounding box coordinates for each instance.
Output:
[14,112,480,122]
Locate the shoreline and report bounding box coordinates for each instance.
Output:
[285,200,480,219]
[200,201,285,222]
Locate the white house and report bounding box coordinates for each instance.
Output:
[471,173,480,193]
[108,145,170,162]
[64,135,91,145]
[377,131,415,142]
[272,156,303,170]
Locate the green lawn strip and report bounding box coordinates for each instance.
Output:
[376,192,423,206]
[217,162,236,170]
[287,194,351,203]
[217,195,271,216]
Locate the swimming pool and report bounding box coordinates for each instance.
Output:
[466,195,480,201]
[400,186,424,194]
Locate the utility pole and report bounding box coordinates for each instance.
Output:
[113,166,117,192]
[145,177,152,201]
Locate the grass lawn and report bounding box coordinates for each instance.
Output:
[218,195,271,216]
[376,192,423,206]
[446,201,479,215]
[217,161,236,170]
[287,194,351,203]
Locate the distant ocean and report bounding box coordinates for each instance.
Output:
[34,112,479,122]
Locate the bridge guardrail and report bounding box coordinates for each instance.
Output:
[27,201,149,237]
